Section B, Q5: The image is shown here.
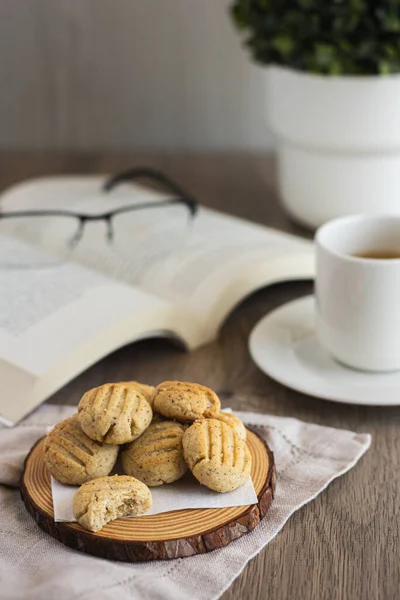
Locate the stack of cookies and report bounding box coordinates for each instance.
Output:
[43,380,251,532]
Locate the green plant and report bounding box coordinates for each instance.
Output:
[230,0,400,75]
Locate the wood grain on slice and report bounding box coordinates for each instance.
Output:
[21,428,276,562]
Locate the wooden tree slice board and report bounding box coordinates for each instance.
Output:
[21,428,276,562]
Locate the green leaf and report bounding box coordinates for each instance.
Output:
[379,60,394,74]
[314,44,336,68]
[271,35,295,56]
[328,60,343,75]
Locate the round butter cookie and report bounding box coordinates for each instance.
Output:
[44,414,119,486]
[78,382,152,445]
[122,420,187,486]
[120,381,155,407]
[73,475,152,532]
[210,412,247,441]
[152,381,220,422]
[182,418,251,493]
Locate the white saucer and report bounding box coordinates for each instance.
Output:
[249,295,400,406]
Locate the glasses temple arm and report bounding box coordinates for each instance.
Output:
[102,167,198,217]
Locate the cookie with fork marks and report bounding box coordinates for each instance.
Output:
[78,382,152,445]
[182,418,251,493]
[44,414,119,486]
[122,420,187,486]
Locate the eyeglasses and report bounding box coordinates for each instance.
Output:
[1,166,198,246]
[0,167,199,269]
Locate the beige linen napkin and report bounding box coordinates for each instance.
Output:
[0,404,370,600]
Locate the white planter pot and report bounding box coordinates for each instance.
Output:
[266,66,400,228]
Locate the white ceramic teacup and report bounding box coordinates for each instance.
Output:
[316,215,400,372]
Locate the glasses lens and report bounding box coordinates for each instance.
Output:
[112,203,191,261]
[0,215,80,268]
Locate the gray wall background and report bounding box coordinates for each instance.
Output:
[0,0,274,151]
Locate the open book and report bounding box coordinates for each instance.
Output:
[0,176,314,424]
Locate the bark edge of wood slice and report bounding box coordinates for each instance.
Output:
[21,427,276,562]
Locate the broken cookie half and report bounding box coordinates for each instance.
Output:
[72,475,152,532]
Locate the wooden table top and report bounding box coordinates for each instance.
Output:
[2,152,396,600]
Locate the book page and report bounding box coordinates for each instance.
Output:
[0,176,314,324]
[0,235,180,376]
[0,237,106,337]
[130,208,314,312]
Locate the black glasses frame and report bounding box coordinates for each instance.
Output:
[0,167,199,247]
